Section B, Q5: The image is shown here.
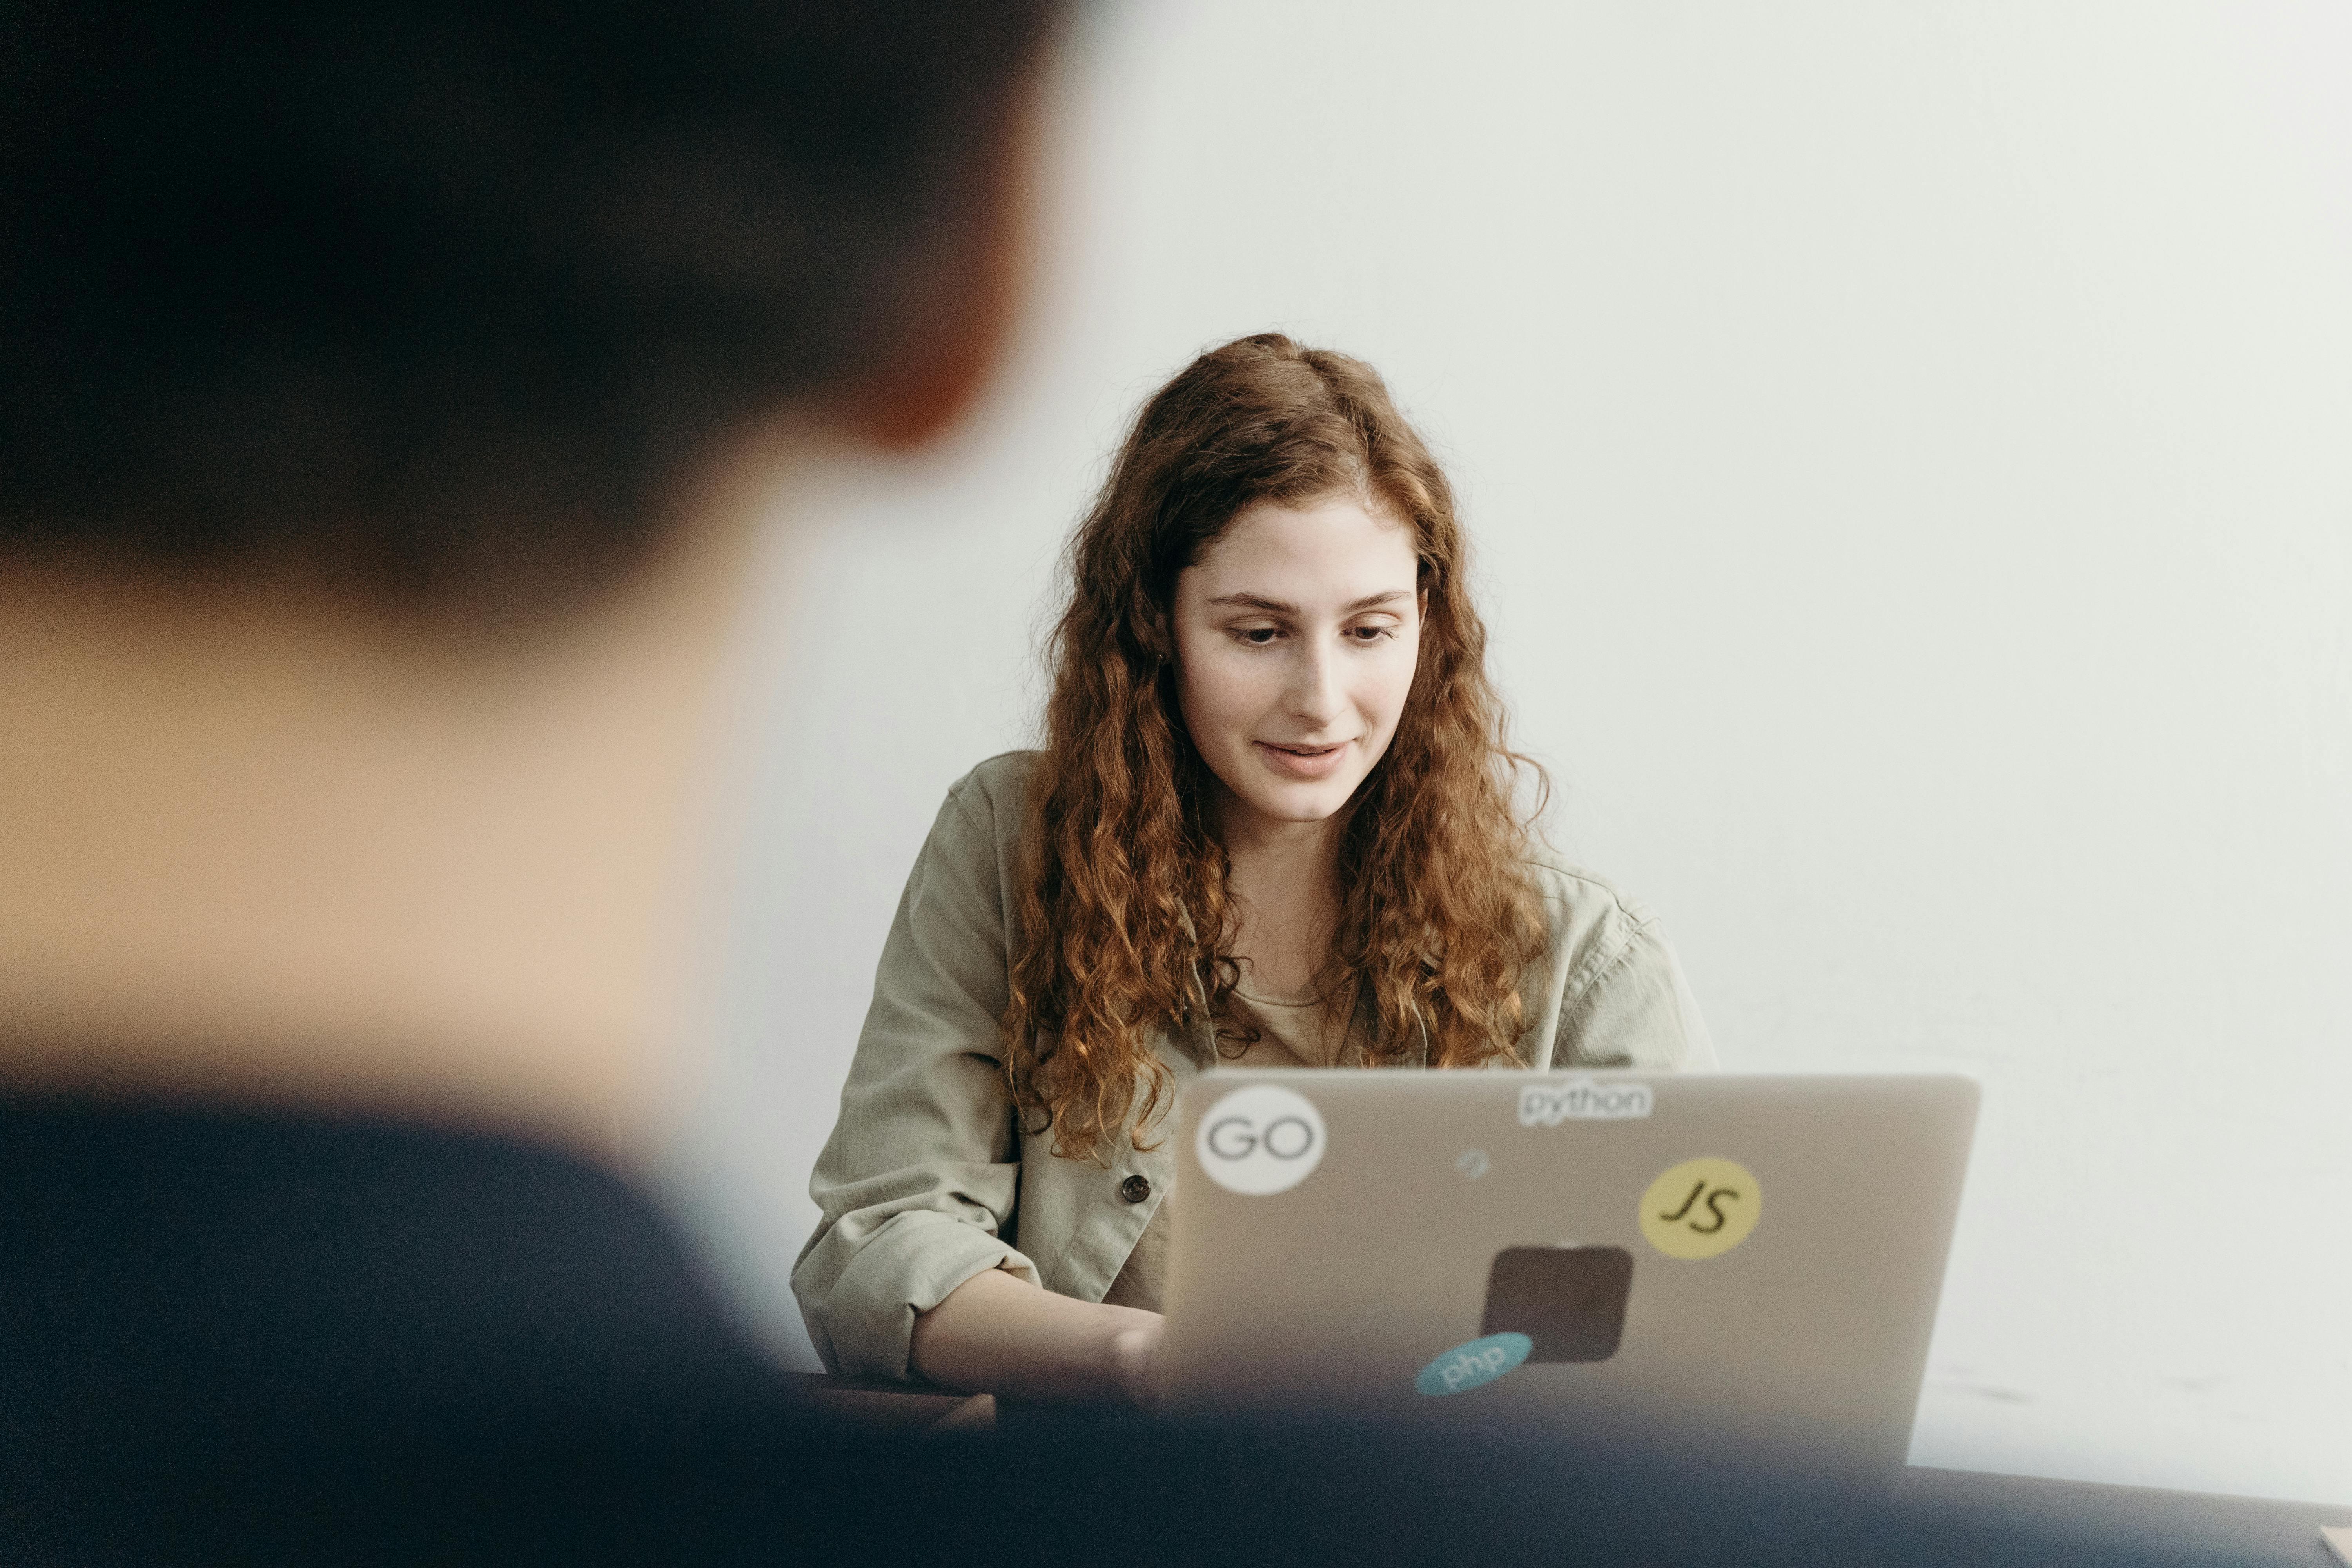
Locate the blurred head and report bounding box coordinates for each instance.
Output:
[0,0,1063,1153]
[0,0,1061,621]
[1005,334,1552,1160]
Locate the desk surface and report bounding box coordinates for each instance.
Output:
[788,1374,2350,1565]
[1896,1466,2350,1566]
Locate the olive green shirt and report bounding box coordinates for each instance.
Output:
[791,751,1718,1379]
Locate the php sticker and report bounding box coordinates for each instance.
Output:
[1638,1156,1762,1260]
[1195,1083,1327,1196]
[1415,1332,1534,1397]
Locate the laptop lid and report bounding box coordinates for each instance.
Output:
[1157,1070,1978,1470]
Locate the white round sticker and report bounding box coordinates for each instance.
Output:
[1194,1084,1327,1196]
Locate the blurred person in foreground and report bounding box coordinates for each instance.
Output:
[0,4,2230,1564]
[0,0,1058,1555]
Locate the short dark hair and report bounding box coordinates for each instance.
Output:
[0,0,1056,615]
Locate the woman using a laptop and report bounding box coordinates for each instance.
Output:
[792,334,1715,1405]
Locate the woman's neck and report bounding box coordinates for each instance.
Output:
[1216,795,1345,1002]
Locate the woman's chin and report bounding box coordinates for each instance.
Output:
[1229,777,1359,831]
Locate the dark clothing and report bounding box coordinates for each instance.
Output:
[1,1095,829,1561]
[0,1094,2248,1566]
[3,1097,786,1443]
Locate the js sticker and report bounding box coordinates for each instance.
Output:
[1638,1156,1761,1260]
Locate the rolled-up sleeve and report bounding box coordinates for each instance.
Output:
[1556,915,1719,1073]
[791,766,1041,1379]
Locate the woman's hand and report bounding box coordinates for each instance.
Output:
[910,1265,1166,1408]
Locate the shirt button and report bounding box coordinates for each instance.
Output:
[1119,1174,1152,1203]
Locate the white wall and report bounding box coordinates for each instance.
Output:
[661,1,2352,1506]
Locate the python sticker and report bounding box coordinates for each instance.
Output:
[1518,1077,1653,1126]
[1638,1156,1762,1260]
[1415,1332,1534,1397]
[1195,1083,1327,1196]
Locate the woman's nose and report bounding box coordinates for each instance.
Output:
[1283,642,1345,724]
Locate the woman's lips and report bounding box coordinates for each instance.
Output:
[1254,740,1350,780]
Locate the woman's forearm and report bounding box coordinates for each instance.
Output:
[909,1265,1161,1404]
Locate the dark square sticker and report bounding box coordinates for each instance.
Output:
[1480,1246,1632,1363]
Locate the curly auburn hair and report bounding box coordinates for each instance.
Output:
[1002,333,1550,1161]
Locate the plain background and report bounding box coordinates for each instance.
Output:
[659,1,2352,1506]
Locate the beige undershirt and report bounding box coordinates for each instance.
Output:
[1100,985,1353,1312]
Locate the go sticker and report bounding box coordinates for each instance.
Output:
[1195,1083,1327,1196]
[1416,1332,1533,1397]
[1638,1157,1762,1260]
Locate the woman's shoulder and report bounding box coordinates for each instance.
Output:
[1517,848,1716,1070]
[1516,848,1675,989]
[1520,848,1659,935]
[940,749,1042,820]
[917,750,1042,867]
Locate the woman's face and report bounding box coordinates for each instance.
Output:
[1172,493,1424,841]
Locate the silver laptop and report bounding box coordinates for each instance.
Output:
[1158,1070,1978,1469]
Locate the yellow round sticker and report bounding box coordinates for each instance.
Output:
[1639,1157,1762,1260]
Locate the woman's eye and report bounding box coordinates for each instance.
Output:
[1348,625,1397,643]
[1232,626,1279,646]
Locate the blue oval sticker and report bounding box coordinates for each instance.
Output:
[1414,1332,1533,1397]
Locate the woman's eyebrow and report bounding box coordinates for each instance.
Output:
[1206,590,1410,614]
